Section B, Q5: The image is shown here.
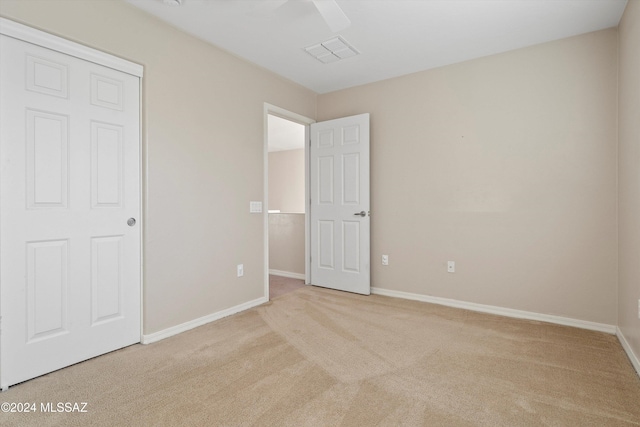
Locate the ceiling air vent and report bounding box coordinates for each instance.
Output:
[304,36,359,64]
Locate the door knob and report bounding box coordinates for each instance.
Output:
[354,211,366,217]
[127,218,136,226]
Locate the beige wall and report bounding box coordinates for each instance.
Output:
[268,149,305,213]
[318,29,619,324]
[268,214,305,275]
[618,0,640,360]
[0,0,316,334]
[1,0,629,337]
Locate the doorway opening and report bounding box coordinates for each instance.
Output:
[263,104,314,300]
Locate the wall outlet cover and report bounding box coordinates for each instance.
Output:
[447,261,455,273]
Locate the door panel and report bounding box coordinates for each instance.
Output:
[342,220,361,273]
[26,54,69,98]
[27,110,69,208]
[91,235,124,324]
[27,240,69,342]
[310,114,370,295]
[91,122,124,207]
[1,33,141,389]
[318,220,335,269]
[342,153,360,204]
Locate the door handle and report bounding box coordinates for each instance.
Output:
[127,218,136,226]
[354,211,366,217]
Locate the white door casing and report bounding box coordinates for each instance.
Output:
[310,113,370,295]
[0,20,142,389]
[263,103,315,296]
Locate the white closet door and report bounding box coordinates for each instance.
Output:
[0,33,141,389]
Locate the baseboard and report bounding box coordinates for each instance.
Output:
[371,287,617,334]
[269,269,305,280]
[617,327,640,377]
[141,296,268,344]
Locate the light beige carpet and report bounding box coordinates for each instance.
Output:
[269,274,305,299]
[1,286,639,426]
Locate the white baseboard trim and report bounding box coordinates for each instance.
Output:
[617,327,640,377]
[269,269,305,280]
[371,287,617,334]
[141,296,268,345]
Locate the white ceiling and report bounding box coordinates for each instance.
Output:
[126,0,628,94]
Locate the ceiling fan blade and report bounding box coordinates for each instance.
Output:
[311,0,351,32]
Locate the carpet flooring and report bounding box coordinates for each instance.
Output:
[1,285,639,426]
[269,274,305,299]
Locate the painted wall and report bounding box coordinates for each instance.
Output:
[618,0,640,363]
[0,0,628,335]
[268,148,305,213]
[268,148,306,276]
[317,29,619,325]
[0,0,316,334]
[269,213,305,276]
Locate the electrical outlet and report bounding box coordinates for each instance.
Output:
[382,254,389,266]
[237,264,244,277]
[447,261,455,273]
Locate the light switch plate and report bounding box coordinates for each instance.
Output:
[250,201,262,213]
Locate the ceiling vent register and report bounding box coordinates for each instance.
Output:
[304,36,359,64]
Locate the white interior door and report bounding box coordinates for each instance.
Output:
[310,113,370,295]
[0,31,141,389]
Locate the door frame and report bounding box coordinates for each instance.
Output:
[263,103,315,297]
[0,18,144,390]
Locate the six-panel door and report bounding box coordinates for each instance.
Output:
[0,35,141,389]
[310,114,370,295]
